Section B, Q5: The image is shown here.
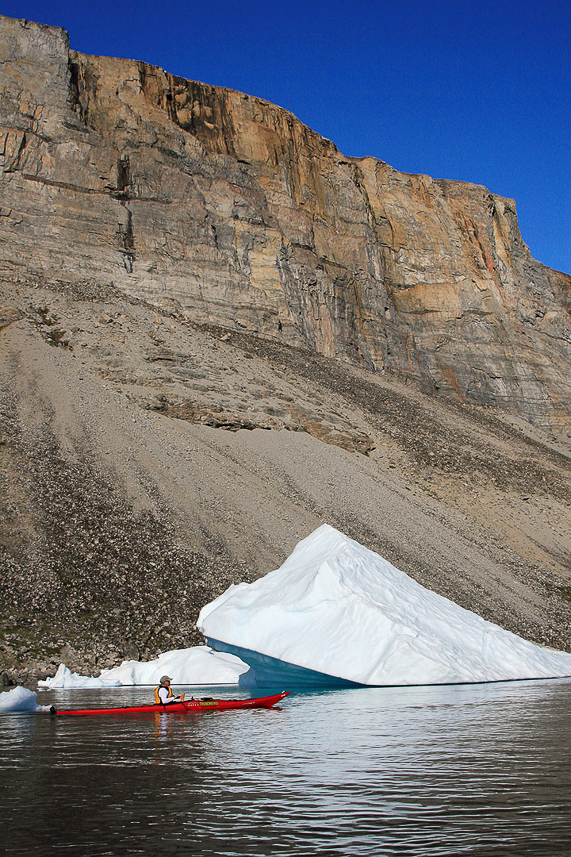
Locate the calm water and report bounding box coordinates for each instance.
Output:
[1,679,571,856]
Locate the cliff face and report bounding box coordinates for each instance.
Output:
[1,15,570,436]
[1,16,571,685]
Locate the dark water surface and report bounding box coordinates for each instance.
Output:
[1,679,571,856]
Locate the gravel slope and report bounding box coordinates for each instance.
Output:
[1,279,570,684]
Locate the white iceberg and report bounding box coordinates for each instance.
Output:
[197,524,571,687]
[0,686,52,713]
[38,645,248,689]
[38,663,121,689]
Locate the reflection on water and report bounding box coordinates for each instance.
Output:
[1,680,571,855]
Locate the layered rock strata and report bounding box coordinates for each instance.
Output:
[1,15,571,684]
[1,15,570,436]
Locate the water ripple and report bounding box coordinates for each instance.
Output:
[1,680,571,855]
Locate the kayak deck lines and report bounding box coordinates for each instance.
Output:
[50,691,290,716]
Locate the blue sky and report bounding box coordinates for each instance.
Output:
[2,0,570,274]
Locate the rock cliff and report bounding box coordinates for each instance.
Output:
[0,15,570,685]
[1,15,570,435]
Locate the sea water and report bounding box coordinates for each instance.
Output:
[1,679,570,855]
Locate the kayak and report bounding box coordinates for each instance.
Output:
[51,691,290,716]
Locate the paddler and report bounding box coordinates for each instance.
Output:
[154,675,185,705]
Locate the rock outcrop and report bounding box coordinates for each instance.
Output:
[1,15,570,684]
[1,15,570,436]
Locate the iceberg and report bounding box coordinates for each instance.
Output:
[0,686,52,714]
[38,645,248,689]
[197,524,571,687]
[38,663,122,689]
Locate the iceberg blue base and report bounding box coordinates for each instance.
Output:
[205,638,364,688]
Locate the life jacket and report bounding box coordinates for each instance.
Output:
[154,684,174,704]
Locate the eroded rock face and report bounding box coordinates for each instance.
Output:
[1,13,570,438]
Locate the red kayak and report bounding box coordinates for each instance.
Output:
[51,691,290,716]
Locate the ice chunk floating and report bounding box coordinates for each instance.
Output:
[38,646,248,689]
[0,687,52,714]
[197,524,571,687]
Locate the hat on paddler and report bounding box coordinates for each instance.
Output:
[159,675,172,684]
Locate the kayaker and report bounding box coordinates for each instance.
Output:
[154,675,186,705]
